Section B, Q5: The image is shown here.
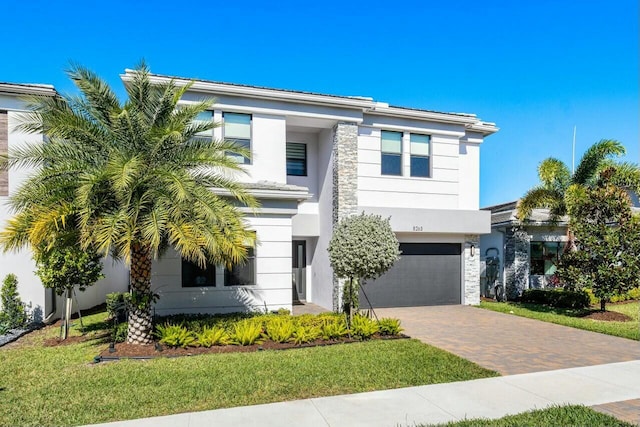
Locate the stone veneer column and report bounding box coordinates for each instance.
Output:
[0,111,8,196]
[504,226,530,300]
[331,122,358,311]
[464,235,480,305]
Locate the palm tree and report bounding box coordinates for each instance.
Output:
[0,63,257,344]
[517,139,640,224]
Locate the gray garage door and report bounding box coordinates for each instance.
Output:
[359,243,462,308]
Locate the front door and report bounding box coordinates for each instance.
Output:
[292,240,306,302]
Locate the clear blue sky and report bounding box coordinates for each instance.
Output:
[1,0,638,207]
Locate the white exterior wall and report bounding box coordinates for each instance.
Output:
[357,116,469,210]
[310,128,335,310]
[287,131,320,213]
[151,215,293,315]
[458,142,480,210]
[0,111,45,313]
[0,97,128,321]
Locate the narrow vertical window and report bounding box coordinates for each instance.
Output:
[223,112,251,164]
[410,134,430,177]
[286,143,307,176]
[381,130,402,176]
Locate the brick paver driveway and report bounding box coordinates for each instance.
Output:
[376,305,640,375]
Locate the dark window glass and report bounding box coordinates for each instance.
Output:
[225,247,256,286]
[381,130,402,176]
[182,259,216,287]
[530,242,563,275]
[410,156,430,177]
[381,153,402,175]
[286,143,307,176]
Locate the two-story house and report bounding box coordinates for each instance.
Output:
[121,71,499,315]
[0,82,128,322]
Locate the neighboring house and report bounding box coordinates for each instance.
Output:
[120,71,499,315]
[479,201,569,300]
[0,82,128,322]
[480,197,640,300]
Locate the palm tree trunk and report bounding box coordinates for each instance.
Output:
[126,243,154,344]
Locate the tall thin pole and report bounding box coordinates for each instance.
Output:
[572,126,576,174]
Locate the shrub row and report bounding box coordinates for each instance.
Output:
[151,312,403,348]
[584,287,640,306]
[521,289,591,309]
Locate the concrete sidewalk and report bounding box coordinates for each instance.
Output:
[86,360,640,427]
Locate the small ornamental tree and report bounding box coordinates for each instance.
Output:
[1,274,28,329]
[34,236,104,338]
[557,179,640,311]
[328,213,400,324]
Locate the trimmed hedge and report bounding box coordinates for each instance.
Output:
[521,289,590,309]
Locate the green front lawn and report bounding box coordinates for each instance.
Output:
[480,300,639,340]
[427,405,634,427]
[0,311,497,427]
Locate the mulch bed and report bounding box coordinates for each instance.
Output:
[580,311,633,322]
[98,334,409,359]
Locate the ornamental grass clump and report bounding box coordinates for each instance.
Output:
[230,319,263,346]
[264,317,295,343]
[377,318,403,336]
[155,323,196,348]
[196,326,230,347]
[350,315,379,339]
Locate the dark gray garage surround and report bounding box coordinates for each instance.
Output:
[360,243,462,308]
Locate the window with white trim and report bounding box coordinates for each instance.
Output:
[223,112,251,164]
[381,130,402,176]
[286,143,307,176]
[410,133,430,177]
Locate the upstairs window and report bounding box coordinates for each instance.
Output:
[410,134,430,177]
[286,143,307,176]
[223,112,251,164]
[381,130,402,176]
[193,110,213,137]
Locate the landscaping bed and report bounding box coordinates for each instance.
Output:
[100,333,408,358]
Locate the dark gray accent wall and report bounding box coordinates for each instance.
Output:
[504,226,530,300]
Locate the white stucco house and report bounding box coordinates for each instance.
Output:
[129,71,498,314]
[1,73,498,319]
[0,82,128,322]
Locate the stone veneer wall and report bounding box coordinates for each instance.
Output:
[464,234,480,304]
[0,111,7,196]
[504,226,530,300]
[331,122,358,311]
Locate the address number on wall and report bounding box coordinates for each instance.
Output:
[412,226,423,232]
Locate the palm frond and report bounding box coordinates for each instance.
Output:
[573,139,625,185]
[516,186,564,222]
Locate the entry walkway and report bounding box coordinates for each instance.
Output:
[376,305,640,375]
[85,360,640,427]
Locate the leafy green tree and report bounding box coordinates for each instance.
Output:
[34,234,104,339]
[0,274,28,329]
[0,62,257,344]
[557,178,640,311]
[517,139,640,228]
[328,213,400,323]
